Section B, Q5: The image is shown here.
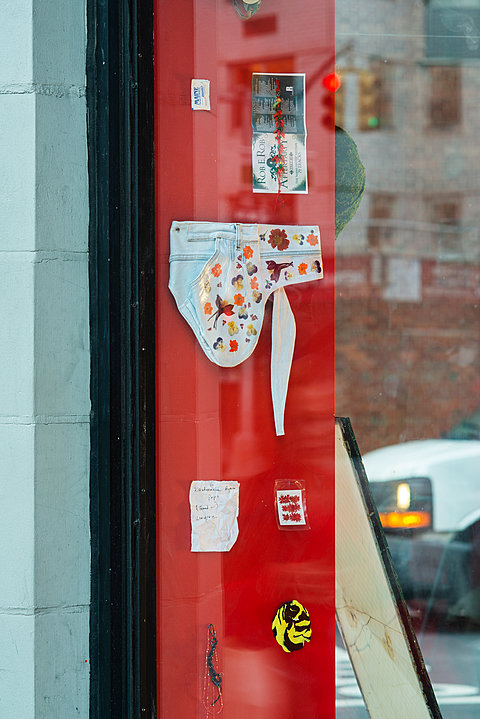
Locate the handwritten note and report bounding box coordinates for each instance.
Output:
[190,481,240,552]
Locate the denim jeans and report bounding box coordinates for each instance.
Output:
[169,221,323,435]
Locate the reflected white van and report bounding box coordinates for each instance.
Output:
[364,439,480,535]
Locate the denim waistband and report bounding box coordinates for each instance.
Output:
[170,221,322,259]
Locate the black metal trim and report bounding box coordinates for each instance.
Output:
[87,0,156,716]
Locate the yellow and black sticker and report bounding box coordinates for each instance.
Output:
[272,600,312,652]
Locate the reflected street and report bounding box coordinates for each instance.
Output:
[335,0,480,712]
[336,626,480,719]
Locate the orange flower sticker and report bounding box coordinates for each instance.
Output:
[211,263,222,277]
[306,233,318,246]
[298,263,308,275]
[250,277,259,290]
[204,302,213,315]
[234,293,245,306]
[229,340,238,352]
[243,245,253,259]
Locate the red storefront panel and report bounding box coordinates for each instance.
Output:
[155,2,335,716]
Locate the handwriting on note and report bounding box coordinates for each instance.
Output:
[189,481,240,552]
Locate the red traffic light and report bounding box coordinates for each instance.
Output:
[322,72,341,93]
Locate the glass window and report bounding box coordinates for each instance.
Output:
[429,65,462,128]
[336,0,480,716]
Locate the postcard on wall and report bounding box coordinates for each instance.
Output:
[189,480,240,552]
[252,73,308,194]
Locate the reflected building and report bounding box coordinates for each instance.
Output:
[335,0,480,451]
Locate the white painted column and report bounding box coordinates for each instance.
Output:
[0,1,90,716]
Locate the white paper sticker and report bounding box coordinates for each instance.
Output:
[190,480,239,551]
[276,489,306,526]
[191,79,211,110]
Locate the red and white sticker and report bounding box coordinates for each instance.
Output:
[276,489,306,526]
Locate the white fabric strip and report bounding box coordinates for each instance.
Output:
[271,286,297,436]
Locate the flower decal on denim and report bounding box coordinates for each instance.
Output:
[213,337,225,351]
[204,302,213,315]
[306,232,318,246]
[227,321,239,336]
[238,306,248,320]
[208,294,235,329]
[252,290,263,304]
[231,274,244,290]
[268,228,289,251]
[312,259,322,273]
[266,260,293,283]
[234,293,245,306]
[298,263,308,275]
[250,277,259,290]
[204,279,211,294]
[246,261,258,276]
[292,233,304,245]
[211,263,222,277]
[229,340,239,352]
[243,245,253,259]
[246,324,257,336]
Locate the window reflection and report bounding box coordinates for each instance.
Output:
[429,66,462,128]
[425,1,480,60]
[336,0,480,716]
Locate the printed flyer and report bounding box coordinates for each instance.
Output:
[252,73,308,194]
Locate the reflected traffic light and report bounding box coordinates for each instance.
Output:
[321,72,343,129]
[358,70,380,130]
[322,72,341,93]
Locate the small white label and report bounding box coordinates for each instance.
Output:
[191,79,211,111]
[276,490,306,526]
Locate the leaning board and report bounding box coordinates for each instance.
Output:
[335,418,442,719]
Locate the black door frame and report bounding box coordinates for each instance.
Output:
[87,0,156,716]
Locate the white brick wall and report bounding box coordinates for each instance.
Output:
[0,1,89,716]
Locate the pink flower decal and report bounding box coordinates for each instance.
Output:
[234,293,245,306]
[229,340,238,352]
[211,263,222,277]
[298,263,308,275]
[250,277,259,290]
[204,302,213,315]
[306,233,318,246]
[243,245,253,259]
[268,228,289,251]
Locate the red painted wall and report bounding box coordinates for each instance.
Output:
[155,2,335,716]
